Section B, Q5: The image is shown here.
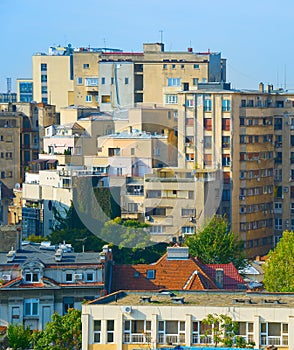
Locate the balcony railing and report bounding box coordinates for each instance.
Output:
[158,334,185,344]
[123,332,151,343]
[261,335,288,346]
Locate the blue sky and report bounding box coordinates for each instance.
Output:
[1,0,294,92]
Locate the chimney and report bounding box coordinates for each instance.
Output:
[128,126,132,134]
[7,248,16,262]
[188,47,193,53]
[215,268,224,289]
[268,84,273,93]
[259,82,264,93]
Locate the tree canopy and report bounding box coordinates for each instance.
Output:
[184,215,246,270]
[32,308,82,350]
[7,323,31,350]
[263,230,294,292]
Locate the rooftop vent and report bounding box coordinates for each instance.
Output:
[171,296,185,304]
[262,299,281,305]
[140,296,152,303]
[55,248,63,262]
[167,247,189,260]
[7,249,16,262]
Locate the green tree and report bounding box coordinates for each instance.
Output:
[201,313,238,347]
[32,308,82,350]
[7,323,31,350]
[263,230,294,292]
[27,234,48,243]
[185,215,246,270]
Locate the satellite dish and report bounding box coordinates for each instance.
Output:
[15,183,20,189]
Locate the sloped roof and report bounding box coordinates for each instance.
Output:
[111,251,247,292]
[112,246,247,292]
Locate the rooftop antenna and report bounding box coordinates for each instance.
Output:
[6,77,11,94]
[284,64,287,90]
[159,30,163,43]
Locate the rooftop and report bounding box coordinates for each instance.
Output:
[90,290,294,308]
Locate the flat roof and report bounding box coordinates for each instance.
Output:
[90,290,294,308]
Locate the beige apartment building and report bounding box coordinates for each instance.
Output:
[76,43,225,109]
[82,290,294,350]
[163,83,294,257]
[32,48,74,111]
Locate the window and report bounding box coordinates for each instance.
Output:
[172,64,176,69]
[125,77,129,84]
[63,297,74,315]
[83,63,89,69]
[102,95,111,103]
[165,95,178,104]
[25,273,39,283]
[274,118,283,130]
[163,64,167,69]
[108,148,120,156]
[150,226,163,234]
[158,321,185,344]
[65,273,73,282]
[40,63,47,71]
[86,273,94,282]
[204,98,212,111]
[41,86,47,94]
[222,118,230,131]
[204,118,212,131]
[85,78,98,86]
[24,298,39,316]
[222,155,230,166]
[182,226,195,234]
[41,75,47,83]
[194,64,199,69]
[181,208,196,217]
[107,320,114,343]
[128,203,138,213]
[101,77,106,84]
[77,77,83,85]
[94,320,101,343]
[222,136,230,149]
[222,99,231,112]
[167,78,181,86]
[86,95,92,103]
[146,270,155,279]
[275,218,282,230]
[123,320,151,344]
[111,77,114,84]
[204,136,212,149]
[193,78,198,85]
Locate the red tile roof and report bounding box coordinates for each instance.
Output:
[112,252,246,292]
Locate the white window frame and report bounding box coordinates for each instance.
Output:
[165,95,178,104]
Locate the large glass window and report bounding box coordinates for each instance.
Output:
[93,320,101,343]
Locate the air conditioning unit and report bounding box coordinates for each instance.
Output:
[284,187,289,193]
[123,306,132,314]
[145,216,150,221]
[2,274,11,281]
[74,273,83,280]
[59,170,64,176]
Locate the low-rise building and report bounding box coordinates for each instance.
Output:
[0,243,112,331]
[82,289,294,350]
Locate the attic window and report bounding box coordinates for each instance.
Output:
[134,271,140,278]
[146,270,155,279]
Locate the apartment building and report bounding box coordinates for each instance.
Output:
[31,43,225,110]
[0,243,113,331]
[0,102,57,188]
[82,289,294,350]
[163,83,294,257]
[32,45,74,111]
